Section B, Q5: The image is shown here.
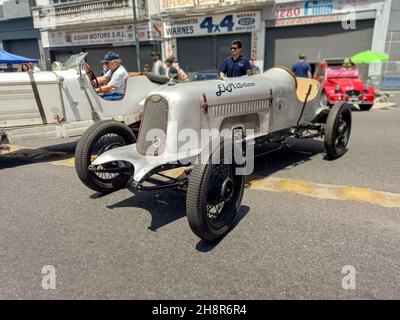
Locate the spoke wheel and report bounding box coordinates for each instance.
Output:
[186,139,245,242]
[75,120,136,193]
[90,133,125,182]
[324,102,352,159]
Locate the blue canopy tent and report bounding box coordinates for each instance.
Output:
[0,48,38,64]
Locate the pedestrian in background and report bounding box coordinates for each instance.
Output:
[151,51,166,76]
[21,64,29,72]
[165,57,179,80]
[143,64,150,73]
[291,54,312,78]
[28,62,41,73]
[172,57,188,81]
[249,58,261,74]
[219,40,251,78]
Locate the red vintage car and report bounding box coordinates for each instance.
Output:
[314,59,375,111]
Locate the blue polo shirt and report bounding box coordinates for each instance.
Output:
[219,56,251,77]
[291,60,311,78]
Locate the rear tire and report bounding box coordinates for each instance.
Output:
[186,139,245,242]
[75,120,136,193]
[324,102,352,159]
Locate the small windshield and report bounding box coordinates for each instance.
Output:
[64,52,88,69]
[327,66,359,78]
[52,52,88,72]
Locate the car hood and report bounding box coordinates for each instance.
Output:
[326,78,365,91]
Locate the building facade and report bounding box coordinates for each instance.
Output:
[0,0,43,69]
[157,0,392,83]
[4,0,392,85]
[263,0,391,82]
[382,0,400,89]
[158,0,273,73]
[32,0,163,73]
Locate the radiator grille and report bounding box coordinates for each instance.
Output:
[210,99,269,118]
[345,90,360,97]
[137,96,168,156]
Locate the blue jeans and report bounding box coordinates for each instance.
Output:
[102,93,124,101]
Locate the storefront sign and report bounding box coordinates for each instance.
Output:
[266,14,343,27]
[269,0,379,20]
[44,23,154,48]
[164,11,261,38]
[161,0,221,11]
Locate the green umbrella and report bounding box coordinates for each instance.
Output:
[351,50,389,64]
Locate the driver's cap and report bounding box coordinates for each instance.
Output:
[100,51,120,63]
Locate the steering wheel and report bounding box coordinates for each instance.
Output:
[83,63,99,89]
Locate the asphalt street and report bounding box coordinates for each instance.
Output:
[0,103,399,299]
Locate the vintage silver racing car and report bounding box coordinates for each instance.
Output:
[75,67,352,242]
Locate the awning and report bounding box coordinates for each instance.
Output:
[0,48,38,64]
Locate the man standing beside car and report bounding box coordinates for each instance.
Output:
[291,54,312,78]
[150,51,166,76]
[219,40,251,78]
[95,51,128,101]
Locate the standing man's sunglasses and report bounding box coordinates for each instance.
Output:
[230,47,239,50]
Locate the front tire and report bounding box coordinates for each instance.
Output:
[324,102,352,159]
[75,120,136,193]
[186,139,245,242]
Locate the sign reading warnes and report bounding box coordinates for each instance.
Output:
[163,12,261,38]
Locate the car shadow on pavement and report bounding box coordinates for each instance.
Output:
[106,189,188,232]
[251,138,326,178]
[0,141,77,170]
[107,189,251,251]
[103,138,325,249]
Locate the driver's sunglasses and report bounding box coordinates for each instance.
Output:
[231,47,239,51]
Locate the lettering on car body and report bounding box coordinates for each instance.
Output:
[216,81,256,96]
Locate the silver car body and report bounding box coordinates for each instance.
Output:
[93,67,325,183]
[0,53,159,144]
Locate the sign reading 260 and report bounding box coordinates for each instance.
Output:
[200,15,234,33]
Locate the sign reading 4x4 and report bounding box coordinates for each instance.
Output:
[163,12,261,38]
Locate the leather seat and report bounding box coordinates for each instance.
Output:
[295,78,320,102]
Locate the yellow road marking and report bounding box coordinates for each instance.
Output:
[50,157,75,167]
[248,177,400,208]
[3,145,400,208]
[0,144,23,154]
[154,168,400,208]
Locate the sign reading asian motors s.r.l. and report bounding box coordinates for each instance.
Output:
[43,22,160,48]
[163,11,261,39]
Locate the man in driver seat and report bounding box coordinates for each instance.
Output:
[96,52,128,101]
